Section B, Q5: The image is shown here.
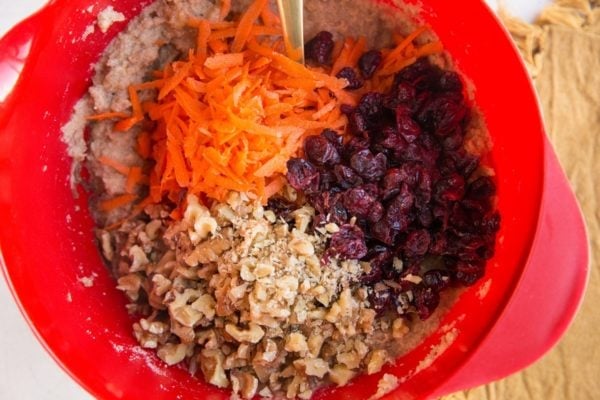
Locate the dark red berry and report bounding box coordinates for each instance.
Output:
[350,149,387,181]
[467,176,497,199]
[286,158,320,194]
[423,270,450,291]
[343,188,378,219]
[305,31,334,65]
[369,288,394,314]
[304,135,340,166]
[358,50,383,79]
[395,105,422,142]
[414,286,440,320]
[336,67,364,90]
[327,224,368,260]
[435,173,465,202]
[333,164,363,189]
[404,229,431,257]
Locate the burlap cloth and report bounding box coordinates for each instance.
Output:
[445,1,600,398]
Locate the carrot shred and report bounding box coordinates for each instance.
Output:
[231,0,268,53]
[219,0,231,20]
[87,112,129,121]
[204,53,245,69]
[136,132,152,159]
[99,194,137,212]
[126,166,143,193]
[196,20,211,64]
[98,156,131,175]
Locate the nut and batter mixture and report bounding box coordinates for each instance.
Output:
[64,0,500,398]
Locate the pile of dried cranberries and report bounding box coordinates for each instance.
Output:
[285,39,500,321]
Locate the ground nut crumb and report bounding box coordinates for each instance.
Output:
[97,6,126,33]
[370,374,400,400]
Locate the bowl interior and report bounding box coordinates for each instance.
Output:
[0,0,544,399]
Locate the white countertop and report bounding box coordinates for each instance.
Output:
[0,1,550,398]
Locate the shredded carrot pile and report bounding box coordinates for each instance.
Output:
[90,0,442,217]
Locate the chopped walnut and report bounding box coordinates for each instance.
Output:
[231,371,259,399]
[199,348,229,388]
[225,323,265,343]
[157,343,189,366]
[111,193,417,398]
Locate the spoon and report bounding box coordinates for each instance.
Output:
[276,0,305,63]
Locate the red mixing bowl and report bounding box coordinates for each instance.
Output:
[0,1,589,399]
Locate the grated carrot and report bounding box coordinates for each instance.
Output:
[219,0,231,20]
[231,0,268,52]
[98,156,130,175]
[87,112,129,121]
[126,166,144,193]
[99,193,137,212]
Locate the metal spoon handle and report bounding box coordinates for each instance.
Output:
[276,0,304,63]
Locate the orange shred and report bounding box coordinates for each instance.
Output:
[136,131,152,159]
[219,0,231,20]
[99,193,137,212]
[231,0,268,52]
[87,112,129,121]
[98,156,130,176]
[105,0,442,215]
[125,166,144,193]
[196,20,211,63]
[204,53,245,69]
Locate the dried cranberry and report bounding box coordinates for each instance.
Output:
[416,207,434,227]
[343,188,378,219]
[404,229,431,257]
[454,260,485,286]
[361,248,392,284]
[336,67,364,90]
[304,135,340,166]
[333,164,363,188]
[413,286,440,320]
[423,270,450,291]
[480,212,501,234]
[434,173,465,202]
[395,58,431,83]
[305,31,334,65]
[467,176,497,199]
[438,71,463,93]
[358,50,383,79]
[286,158,320,194]
[267,197,296,220]
[350,149,387,181]
[393,82,417,106]
[343,137,371,158]
[327,224,368,260]
[310,191,348,226]
[369,288,394,314]
[395,106,422,142]
[429,233,448,255]
[378,131,408,156]
[417,93,468,136]
[348,110,369,137]
[381,168,404,201]
[358,92,385,124]
[442,130,464,151]
[321,129,343,150]
[370,220,398,245]
[368,202,385,222]
[319,170,337,191]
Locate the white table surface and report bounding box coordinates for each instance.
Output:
[0,1,551,398]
